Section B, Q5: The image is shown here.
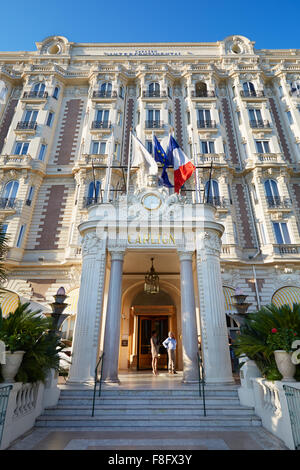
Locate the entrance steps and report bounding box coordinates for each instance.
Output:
[36,385,262,430]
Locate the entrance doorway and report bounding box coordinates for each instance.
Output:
[138,316,169,370]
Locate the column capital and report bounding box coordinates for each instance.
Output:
[82,231,107,256]
[109,249,125,261]
[177,250,194,261]
[196,230,221,257]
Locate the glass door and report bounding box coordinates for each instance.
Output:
[138,316,169,370]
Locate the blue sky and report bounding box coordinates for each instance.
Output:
[1,0,299,51]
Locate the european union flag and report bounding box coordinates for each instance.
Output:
[153,135,173,188]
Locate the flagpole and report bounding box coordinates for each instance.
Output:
[103,137,113,203]
[191,127,201,203]
[126,129,132,195]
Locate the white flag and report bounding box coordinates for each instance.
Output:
[131,134,158,176]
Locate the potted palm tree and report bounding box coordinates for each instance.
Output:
[267,327,298,382]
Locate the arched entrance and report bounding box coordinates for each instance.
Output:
[128,290,177,371]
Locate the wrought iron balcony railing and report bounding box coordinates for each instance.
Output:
[145,120,164,129]
[91,121,112,130]
[22,91,48,99]
[142,91,166,98]
[191,90,215,98]
[92,90,117,99]
[240,90,265,98]
[0,198,17,209]
[266,196,291,208]
[250,119,271,128]
[197,120,217,129]
[205,196,227,208]
[16,121,37,130]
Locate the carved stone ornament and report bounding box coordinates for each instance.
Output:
[82,232,106,255]
[196,231,222,256]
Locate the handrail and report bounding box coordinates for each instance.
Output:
[197,351,206,416]
[91,352,104,417]
[0,384,12,446]
[283,384,300,450]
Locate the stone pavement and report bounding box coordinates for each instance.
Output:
[8,427,286,450]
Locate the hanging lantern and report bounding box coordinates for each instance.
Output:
[144,258,160,294]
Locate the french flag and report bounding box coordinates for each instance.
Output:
[167,136,195,193]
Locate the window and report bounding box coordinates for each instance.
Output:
[243,81,255,96]
[38,144,47,161]
[195,81,207,97]
[286,111,293,124]
[273,222,291,244]
[168,111,172,125]
[91,141,106,154]
[227,184,233,204]
[1,224,8,235]
[96,109,109,123]
[26,186,34,206]
[167,86,172,98]
[16,224,26,248]
[119,86,124,98]
[255,140,270,153]
[100,82,112,96]
[232,86,236,98]
[236,111,241,125]
[249,108,263,126]
[3,180,19,201]
[53,86,59,99]
[32,82,45,96]
[264,179,280,207]
[146,140,153,154]
[204,180,220,204]
[15,142,29,155]
[290,81,300,96]
[46,112,54,127]
[198,109,211,126]
[117,112,123,126]
[147,109,160,124]
[278,86,283,98]
[201,141,215,154]
[233,222,239,244]
[87,180,101,203]
[137,111,140,125]
[148,82,160,97]
[187,112,190,125]
[24,109,38,123]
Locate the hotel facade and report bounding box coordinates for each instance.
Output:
[0,35,300,384]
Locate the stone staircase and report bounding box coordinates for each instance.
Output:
[36,385,262,430]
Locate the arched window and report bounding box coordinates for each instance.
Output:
[2,180,19,208]
[204,179,220,206]
[32,82,46,97]
[243,81,255,97]
[264,179,280,207]
[53,86,60,99]
[100,82,112,97]
[148,82,160,97]
[87,180,101,206]
[195,81,207,97]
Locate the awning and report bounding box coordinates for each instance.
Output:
[19,296,51,315]
[0,289,19,317]
[223,286,235,313]
[65,288,79,316]
[272,286,300,309]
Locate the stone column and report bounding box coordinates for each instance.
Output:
[196,230,234,384]
[68,232,107,383]
[179,251,199,383]
[101,249,125,383]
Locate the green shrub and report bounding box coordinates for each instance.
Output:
[0,302,65,383]
[233,303,300,381]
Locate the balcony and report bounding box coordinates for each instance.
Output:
[145,120,164,130]
[273,244,300,255]
[90,121,112,132]
[15,121,37,134]
[83,196,103,208]
[197,120,217,129]
[250,120,271,129]
[240,90,265,99]
[0,198,18,210]
[196,153,227,165]
[142,90,167,99]
[22,91,48,101]
[205,196,227,209]
[191,90,216,99]
[92,90,117,100]
[266,196,292,209]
